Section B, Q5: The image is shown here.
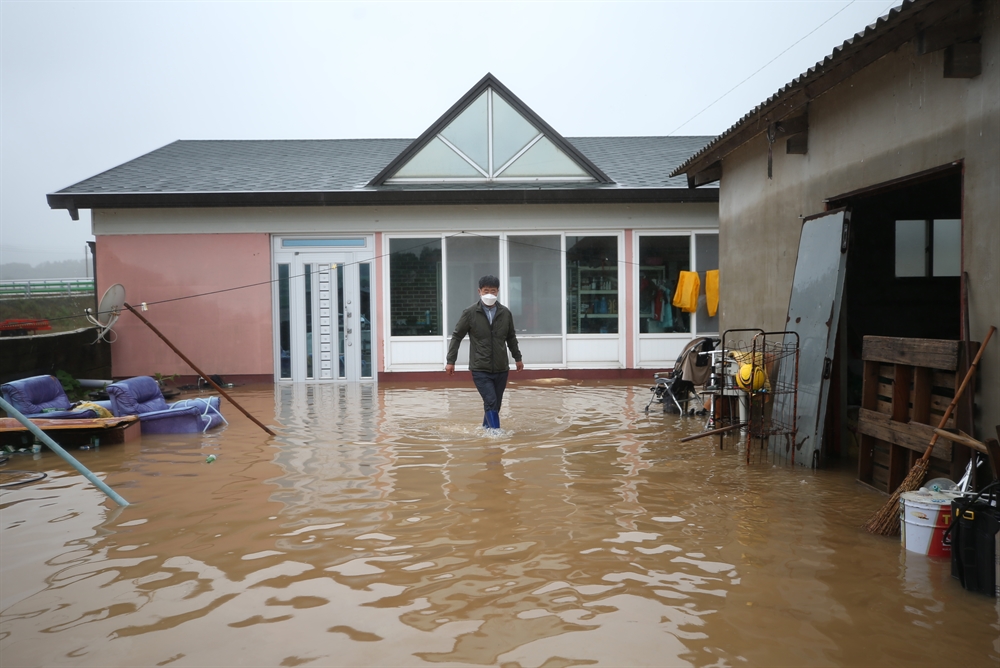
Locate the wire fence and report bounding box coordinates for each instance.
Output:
[0,278,95,300]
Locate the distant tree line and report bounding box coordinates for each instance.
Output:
[1,259,89,280]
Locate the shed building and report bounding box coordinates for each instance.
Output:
[672,0,999,466]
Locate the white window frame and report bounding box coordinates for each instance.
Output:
[632,230,719,369]
[271,234,377,382]
[387,89,596,184]
[563,230,626,369]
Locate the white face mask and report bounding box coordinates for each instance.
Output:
[480,293,498,307]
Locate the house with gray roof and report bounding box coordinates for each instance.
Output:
[49,74,719,383]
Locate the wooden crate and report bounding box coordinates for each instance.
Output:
[857,336,977,492]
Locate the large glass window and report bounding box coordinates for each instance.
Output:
[277,264,291,378]
[491,93,540,170]
[694,234,719,334]
[337,264,345,378]
[567,236,618,334]
[933,219,961,276]
[508,235,561,335]
[439,91,489,171]
[389,238,442,336]
[895,220,927,277]
[895,219,961,278]
[360,263,372,378]
[394,138,483,179]
[638,236,690,334]
[304,264,313,378]
[387,88,594,183]
[446,236,500,332]
[497,137,589,179]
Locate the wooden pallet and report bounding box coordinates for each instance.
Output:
[0,415,139,447]
[857,336,977,492]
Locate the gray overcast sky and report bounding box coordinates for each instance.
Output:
[1,0,896,267]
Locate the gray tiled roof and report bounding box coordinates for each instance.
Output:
[54,136,714,195]
[569,137,712,189]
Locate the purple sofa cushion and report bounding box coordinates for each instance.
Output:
[133,400,226,434]
[1,375,72,415]
[106,376,169,416]
[136,405,205,434]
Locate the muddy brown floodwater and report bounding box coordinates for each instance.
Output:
[1,381,997,667]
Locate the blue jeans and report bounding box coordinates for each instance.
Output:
[471,371,509,413]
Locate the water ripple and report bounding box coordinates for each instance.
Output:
[0,383,996,666]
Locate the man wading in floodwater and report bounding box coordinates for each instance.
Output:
[445,275,524,429]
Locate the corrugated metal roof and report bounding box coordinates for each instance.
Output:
[671,0,921,177]
[53,135,713,198]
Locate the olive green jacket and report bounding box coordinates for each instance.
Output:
[447,301,522,373]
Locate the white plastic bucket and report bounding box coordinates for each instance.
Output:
[900,490,954,557]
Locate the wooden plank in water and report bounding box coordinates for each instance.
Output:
[931,370,957,392]
[862,360,880,411]
[678,423,744,443]
[0,416,137,431]
[873,447,891,469]
[872,464,889,490]
[892,365,913,422]
[857,408,950,460]
[912,367,932,425]
[889,442,910,491]
[862,336,960,370]
[858,432,876,483]
[0,416,140,447]
[858,477,889,495]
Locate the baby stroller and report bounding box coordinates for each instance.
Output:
[645,337,718,414]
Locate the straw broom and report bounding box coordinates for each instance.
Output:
[864,325,995,536]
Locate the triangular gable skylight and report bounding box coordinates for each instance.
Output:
[370,74,612,185]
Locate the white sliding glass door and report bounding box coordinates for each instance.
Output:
[274,238,374,382]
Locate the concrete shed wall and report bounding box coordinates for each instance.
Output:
[717,5,999,433]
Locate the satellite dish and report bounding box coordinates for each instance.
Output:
[86,283,126,342]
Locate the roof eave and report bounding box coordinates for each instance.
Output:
[47,187,718,212]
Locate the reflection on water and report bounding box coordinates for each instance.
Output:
[1,381,997,666]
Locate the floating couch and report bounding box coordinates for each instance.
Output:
[106,376,226,434]
[1,375,110,419]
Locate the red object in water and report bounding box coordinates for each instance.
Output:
[0,318,52,335]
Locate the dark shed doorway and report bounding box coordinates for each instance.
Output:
[824,164,963,462]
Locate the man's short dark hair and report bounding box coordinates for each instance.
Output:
[479,275,500,289]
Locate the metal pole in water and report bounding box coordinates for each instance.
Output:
[0,397,129,507]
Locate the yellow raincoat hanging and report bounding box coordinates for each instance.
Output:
[672,271,700,313]
[706,270,720,317]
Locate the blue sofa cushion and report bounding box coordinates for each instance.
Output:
[106,376,169,416]
[2,375,72,415]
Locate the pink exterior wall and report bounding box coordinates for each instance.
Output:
[96,233,273,379]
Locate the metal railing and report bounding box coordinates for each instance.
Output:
[0,278,95,300]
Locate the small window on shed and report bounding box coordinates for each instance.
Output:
[894,219,960,277]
